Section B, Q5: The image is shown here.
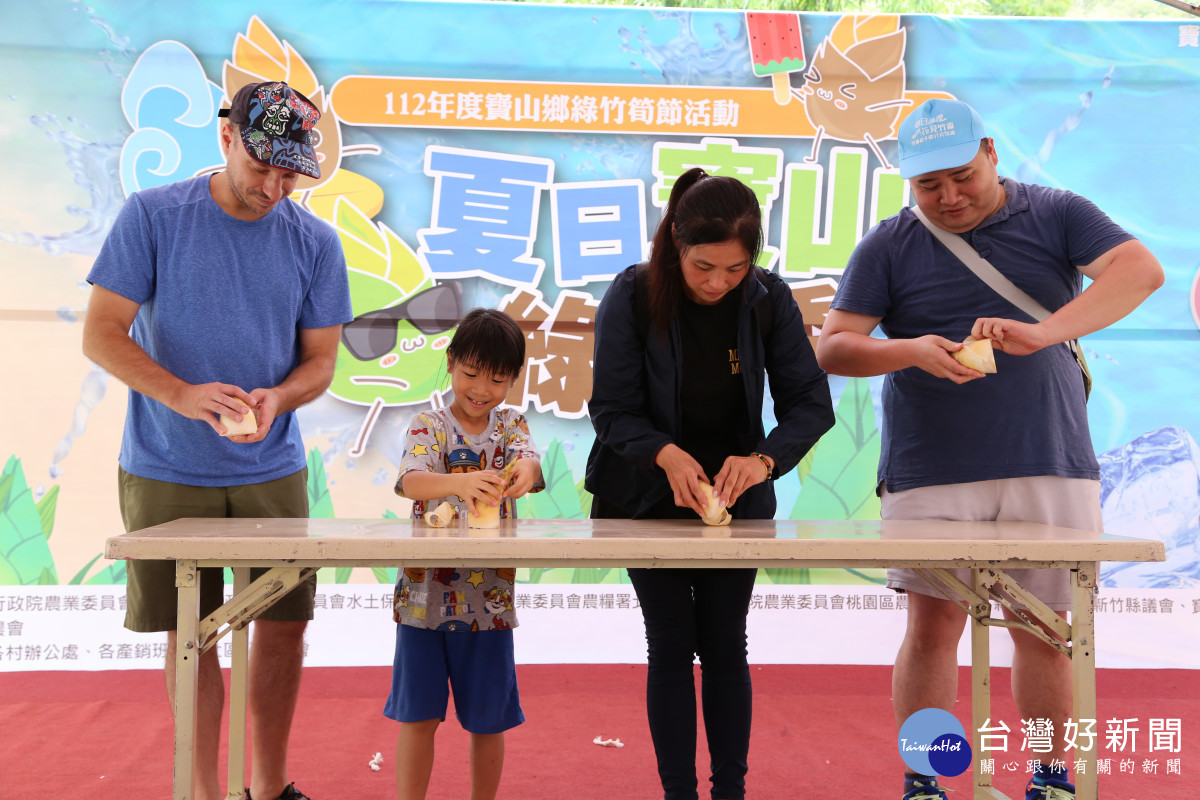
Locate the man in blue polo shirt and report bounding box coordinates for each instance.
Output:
[817,99,1163,800]
[83,81,352,800]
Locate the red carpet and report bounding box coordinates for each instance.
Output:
[0,665,1192,799]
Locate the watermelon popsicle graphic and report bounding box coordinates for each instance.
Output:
[746,11,805,105]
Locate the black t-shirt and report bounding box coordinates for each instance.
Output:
[677,291,751,481]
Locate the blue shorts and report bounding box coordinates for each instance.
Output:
[383,624,524,735]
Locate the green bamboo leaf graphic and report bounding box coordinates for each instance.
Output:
[377,510,403,580]
[521,567,551,584]
[0,457,59,585]
[0,464,14,510]
[783,377,884,585]
[334,196,389,277]
[306,448,341,584]
[84,560,127,585]
[516,440,584,520]
[570,567,617,583]
[791,377,881,521]
[69,551,130,585]
[306,448,335,519]
[375,509,402,582]
[68,553,104,585]
[372,566,399,584]
[761,568,812,585]
[36,484,60,539]
[333,197,428,294]
[793,446,816,487]
[576,479,593,519]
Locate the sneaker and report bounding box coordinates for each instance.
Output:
[903,777,949,800]
[245,784,312,800]
[1024,775,1075,800]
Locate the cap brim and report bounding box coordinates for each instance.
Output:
[899,138,982,179]
[239,128,321,180]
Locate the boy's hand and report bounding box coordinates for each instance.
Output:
[458,471,506,517]
[502,458,542,499]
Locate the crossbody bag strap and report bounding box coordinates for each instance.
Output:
[910,205,1051,322]
[910,205,1090,399]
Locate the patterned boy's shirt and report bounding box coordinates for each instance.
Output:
[392,404,543,631]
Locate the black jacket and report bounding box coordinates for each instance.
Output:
[585,263,835,519]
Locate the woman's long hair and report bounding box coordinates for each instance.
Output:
[646,168,762,337]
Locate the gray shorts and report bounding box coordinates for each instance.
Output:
[882,476,1102,611]
[119,467,315,632]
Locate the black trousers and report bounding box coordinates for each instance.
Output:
[627,567,757,800]
[594,486,757,800]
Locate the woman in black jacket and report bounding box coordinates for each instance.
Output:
[585,167,834,800]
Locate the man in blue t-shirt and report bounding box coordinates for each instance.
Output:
[82,81,352,800]
[817,99,1163,800]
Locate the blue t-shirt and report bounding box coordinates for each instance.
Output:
[87,175,352,486]
[831,178,1133,491]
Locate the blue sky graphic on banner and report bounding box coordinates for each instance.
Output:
[3,1,1200,670]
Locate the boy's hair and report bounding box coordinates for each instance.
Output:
[446,307,526,378]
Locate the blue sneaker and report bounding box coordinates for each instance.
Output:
[1025,773,1074,800]
[903,777,949,800]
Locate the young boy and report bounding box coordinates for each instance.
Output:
[385,307,544,800]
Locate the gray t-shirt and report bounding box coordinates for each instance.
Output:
[392,405,542,631]
[831,178,1132,491]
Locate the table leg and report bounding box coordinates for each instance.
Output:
[226,567,251,799]
[1072,564,1098,800]
[175,559,200,800]
[970,569,1004,800]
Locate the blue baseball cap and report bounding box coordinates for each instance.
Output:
[218,81,322,179]
[897,99,987,179]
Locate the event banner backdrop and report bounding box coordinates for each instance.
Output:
[2,1,1199,671]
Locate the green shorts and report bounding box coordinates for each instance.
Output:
[118,466,316,632]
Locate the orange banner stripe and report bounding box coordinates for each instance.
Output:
[331,74,820,138]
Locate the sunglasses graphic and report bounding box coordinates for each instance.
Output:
[340,282,463,361]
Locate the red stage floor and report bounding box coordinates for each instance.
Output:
[0,664,1192,799]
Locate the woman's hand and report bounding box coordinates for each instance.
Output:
[713,454,773,509]
[654,443,711,517]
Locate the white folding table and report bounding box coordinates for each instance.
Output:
[105,517,1164,800]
